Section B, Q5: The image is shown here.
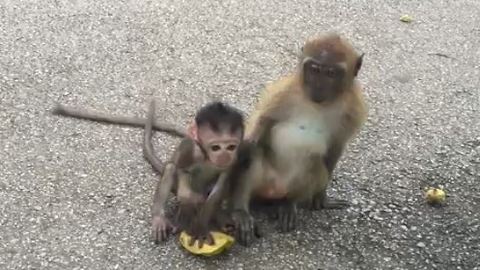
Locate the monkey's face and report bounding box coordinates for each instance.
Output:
[197,125,242,169]
[300,34,363,103]
[302,57,347,103]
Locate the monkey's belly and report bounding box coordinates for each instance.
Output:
[265,121,329,200]
[255,181,288,199]
[270,120,329,161]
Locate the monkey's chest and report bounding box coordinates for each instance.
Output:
[187,164,221,194]
[270,118,330,160]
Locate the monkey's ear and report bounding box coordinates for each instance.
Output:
[302,57,314,70]
[187,121,199,141]
[297,46,305,61]
[354,53,364,76]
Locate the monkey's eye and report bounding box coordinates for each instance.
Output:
[310,63,321,73]
[210,145,221,152]
[325,68,337,78]
[226,144,237,151]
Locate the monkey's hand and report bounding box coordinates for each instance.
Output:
[151,215,177,243]
[231,210,256,246]
[186,221,214,249]
[213,210,236,234]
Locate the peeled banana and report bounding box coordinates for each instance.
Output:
[179,231,235,256]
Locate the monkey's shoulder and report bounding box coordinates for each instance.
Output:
[341,83,368,126]
[260,75,299,103]
[235,142,255,166]
[173,138,206,169]
[246,75,299,130]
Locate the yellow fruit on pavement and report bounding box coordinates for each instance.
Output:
[179,231,235,256]
[425,187,446,205]
[400,15,413,23]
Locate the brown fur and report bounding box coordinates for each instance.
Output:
[230,33,368,246]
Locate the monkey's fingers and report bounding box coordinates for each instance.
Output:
[153,231,160,244]
[152,228,162,244]
[205,232,215,246]
[165,218,178,235]
[287,214,297,232]
[245,221,255,245]
[159,224,172,242]
[195,235,212,249]
[187,237,204,249]
[162,226,169,241]
[152,216,175,244]
[155,228,166,242]
[221,224,236,235]
[151,225,159,243]
[188,236,197,247]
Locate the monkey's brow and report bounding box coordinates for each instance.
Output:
[308,59,345,70]
[309,49,347,62]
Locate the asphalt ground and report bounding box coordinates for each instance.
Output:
[0,0,479,269]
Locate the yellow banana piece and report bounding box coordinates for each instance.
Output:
[179,231,235,256]
[425,187,446,205]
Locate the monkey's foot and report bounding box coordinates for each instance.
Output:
[310,195,350,210]
[232,210,256,246]
[278,202,297,232]
[321,198,350,209]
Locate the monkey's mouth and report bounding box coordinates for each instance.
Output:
[208,160,231,170]
[310,91,328,103]
[214,163,231,170]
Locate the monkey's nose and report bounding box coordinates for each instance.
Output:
[216,154,232,167]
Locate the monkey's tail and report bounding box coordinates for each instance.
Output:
[143,99,166,175]
[52,102,186,138]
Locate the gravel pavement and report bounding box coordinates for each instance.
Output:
[1,0,479,269]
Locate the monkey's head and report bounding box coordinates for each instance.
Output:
[300,33,363,103]
[193,102,244,169]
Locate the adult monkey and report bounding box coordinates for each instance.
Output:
[228,33,368,246]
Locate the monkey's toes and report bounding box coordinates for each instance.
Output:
[278,204,297,232]
[322,198,350,209]
[232,211,255,246]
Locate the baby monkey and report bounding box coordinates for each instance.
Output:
[144,100,245,247]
